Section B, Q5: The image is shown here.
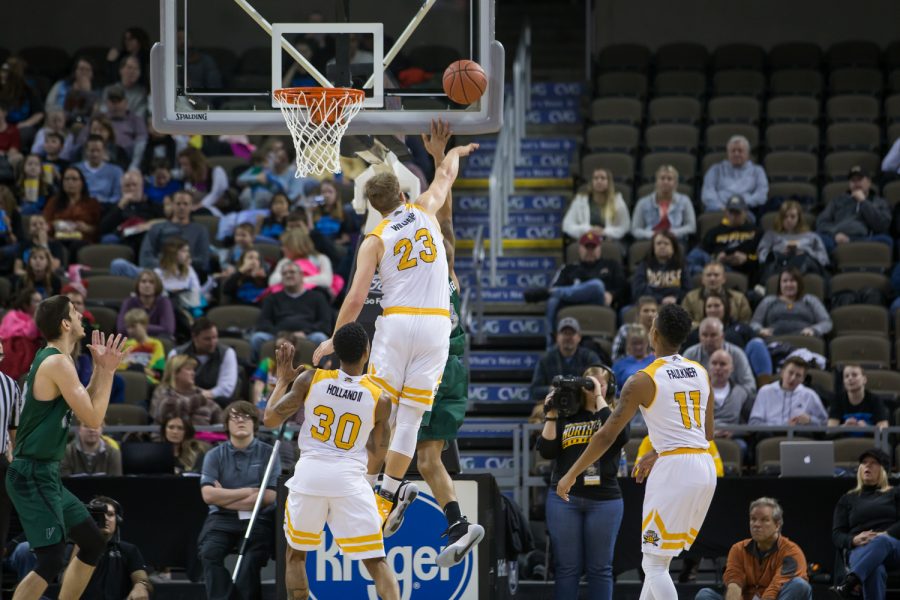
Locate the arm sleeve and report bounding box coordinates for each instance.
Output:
[148,296,176,337]
[722,543,746,588]
[198,167,229,217]
[630,262,649,300]
[807,391,829,425]
[256,296,276,334]
[804,296,832,336]
[304,254,334,290]
[200,447,221,488]
[808,233,830,267]
[701,165,723,211]
[116,299,132,334]
[731,347,757,395]
[748,388,769,425]
[138,227,160,268]
[750,296,775,333]
[747,165,769,208]
[536,421,561,460]
[562,194,591,239]
[669,196,697,239]
[816,202,837,234]
[882,138,900,174]
[761,545,806,600]
[858,198,892,234]
[833,495,855,550]
[757,231,774,263]
[605,194,632,240]
[630,198,653,239]
[209,348,238,399]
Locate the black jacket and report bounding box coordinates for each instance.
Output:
[833,485,900,550]
[529,347,600,401]
[552,258,626,305]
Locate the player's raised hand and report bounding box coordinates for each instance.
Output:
[449,142,479,158]
[312,338,334,366]
[87,332,130,372]
[275,342,305,381]
[556,471,576,502]
[422,119,452,159]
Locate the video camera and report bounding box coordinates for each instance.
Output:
[86,500,109,529]
[547,375,595,418]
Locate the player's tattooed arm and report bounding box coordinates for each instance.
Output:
[366,393,393,474]
[263,343,311,427]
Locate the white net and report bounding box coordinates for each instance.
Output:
[274,88,365,177]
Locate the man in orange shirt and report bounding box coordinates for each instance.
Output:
[695,497,811,600]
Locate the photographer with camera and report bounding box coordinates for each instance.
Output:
[536,365,628,600]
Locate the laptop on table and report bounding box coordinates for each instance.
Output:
[779,441,834,477]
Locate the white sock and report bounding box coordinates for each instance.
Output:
[641,553,676,600]
[382,475,401,497]
[365,473,379,489]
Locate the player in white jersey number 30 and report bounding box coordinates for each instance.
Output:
[557,304,717,600]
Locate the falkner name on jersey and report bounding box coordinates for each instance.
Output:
[325,383,364,403]
[666,367,698,380]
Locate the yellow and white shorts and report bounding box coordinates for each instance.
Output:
[640,450,717,556]
[283,486,384,559]
[367,312,450,410]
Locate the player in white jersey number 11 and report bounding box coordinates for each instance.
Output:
[557,304,717,600]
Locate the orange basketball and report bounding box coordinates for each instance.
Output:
[442,60,487,105]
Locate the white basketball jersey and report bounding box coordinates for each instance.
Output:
[638,355,711,454]
[288,369,381,496]
[368,203,450,314]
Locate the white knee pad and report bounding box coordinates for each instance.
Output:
[640,553,677,600]
[390,404,426,458]
[641,553,672,576]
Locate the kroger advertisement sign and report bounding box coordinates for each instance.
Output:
[307,481,480,600]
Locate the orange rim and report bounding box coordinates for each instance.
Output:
[274,87,365,108]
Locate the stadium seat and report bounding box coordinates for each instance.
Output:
[596,44,652,73]
[595,72,648,99]
[830,305,890,338]
[765,273,825,300]
[639,152,696,184]
[826,123,880,152]
[712,43,766,72]
[647,97,702,125]
[218,337,252,364]
[707,96,760,124]
[806,369,834,396]
[585,125,640,154]
[206,305,261,336]
[830,335,891,369]
[770,334,826,357]
[829,68,884,96]
[883,181,900,208]
[768,42,823,70]
[557,306,617,340]
[628,240,652,272]
[208,155,248,176]
[77,244,134,271]
[652,71,706,98]
[616,183,633,207]
[18,46,70,80]
[824,152,881,181]
[254,244,283,265]
[887,42,900,71]
[865,370,900,402]
[835,438,876,470]
[826,40,881,69]
[715,438,743,476]
[766,97,820,124]
[580,153,634,183]
[821,181,852,204]
[886,94,900,124]
[192,215,220,242]
[106,404,150,426]
[833,242,893,273]
[706,124,759,153]
[830,272,891,297]
[763,152,818,183]
[89,306,119,335]
[766,182,818,207]
[590,97,643,126]
[697,211,724,239]
[655,42,709,72]
[644,124,700,153]
[769,69,824,97]
[713,69,766,97]
[765,124,819,153]
[85,276,136,308]
[826,95,880,123]
[118,370,150,407]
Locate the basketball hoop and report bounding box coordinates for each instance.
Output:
[274,87,365,176]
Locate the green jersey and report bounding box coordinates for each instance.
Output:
[448,279,465,357]
[14,347,73,461]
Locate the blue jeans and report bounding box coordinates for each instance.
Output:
[110,258,143,278]
[545,279,607,340]
[820,233,895,254]
[250,330,328,358]
[545,490,623,600]
[696,576,811,600]
[744,337,773,376]
[849,534,900,600]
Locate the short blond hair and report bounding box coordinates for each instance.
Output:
[365,172,403,213]
[124,308,149,327]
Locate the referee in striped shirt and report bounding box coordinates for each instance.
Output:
[0,339,24,571]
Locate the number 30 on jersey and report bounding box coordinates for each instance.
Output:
[393,228,436,271]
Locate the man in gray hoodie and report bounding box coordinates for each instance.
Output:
[749,357,827,427]
[816,166,892,254]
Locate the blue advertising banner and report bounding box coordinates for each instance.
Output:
[460,165,570,179]
[468,316,547,336]
[529,96,581,110]
[453,212,561,226]
[454,224,561,240]
[468,383,531,403]
[464,152,573,170]
[458,271,552,289]
[468,351,541,371]
[476,288,525,303]
[526,108,581,125]
[459,454,516,471]
[454,256,558,272]
[472,138,579,153]
[530,82,585,97]
[455,195,566,212]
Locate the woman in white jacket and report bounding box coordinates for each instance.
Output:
[562,167,631,242]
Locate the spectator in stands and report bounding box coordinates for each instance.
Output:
[537,364,627,600]
[60,423,122,477]
[106,27,151,85]
[562,167,631,243]
[687,195,762,279]
[150,354,223,426]
[76,134,124,206]
[530,318,600,401]
[750,267,832,338]
[631,164,696,241]
[178,147,229,217]
[256,192,290,243]
[116,269,176,338]
[118,308,166,383]
[269,226,338,297]
[0,288,41,381]
[682,262,752,327]
[216,223,256,279]
[757,200,829,281]
[684,291,772,376]
[39,131,70,175]
[43,165,101,249]
[816,166,893,253]
[695,497,811,600]
[141,121,183,173]
[883,136,900,175]
[223,249,269,305]
[144,158,183,203]
[44,56,99,125]
[14,153,51,215]
[155,237,203,315]
[84,84,148,172]
[612,324,655,395]
[198,401,279,600]
[524,231,625,338]
[30,109,74,160]
[251,261,331,355]
[0,57,44,149]
[0,102,22,173]
[0,187,19,269]
[98,168,164,245]
[161,414,210,476]
[250,332,295,411]
[611,296,657,361]
[111,189,211,276]
[176,28,223,90]
[100,56,148,119]
[684,317,757,395]
[78,115,130,169]
[831,448,900,600]
[701,135,769,213]
[171,318,239,408]
[631,230,688,305]
[12,215,63,277]
[308,179,360,272]
[11,246,61,299]
[748,357,826,427]
[707,349,752,445]
[827,365,889,431]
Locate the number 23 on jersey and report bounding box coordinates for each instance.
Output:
[393,228,436,271]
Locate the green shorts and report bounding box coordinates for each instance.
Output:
[419,354,467,442]
[6,459,90,548]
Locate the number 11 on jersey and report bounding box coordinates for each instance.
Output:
[674,390,702,429]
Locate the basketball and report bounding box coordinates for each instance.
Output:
[442,60,487,105]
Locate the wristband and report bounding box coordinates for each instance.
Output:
[544,417,557,422]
